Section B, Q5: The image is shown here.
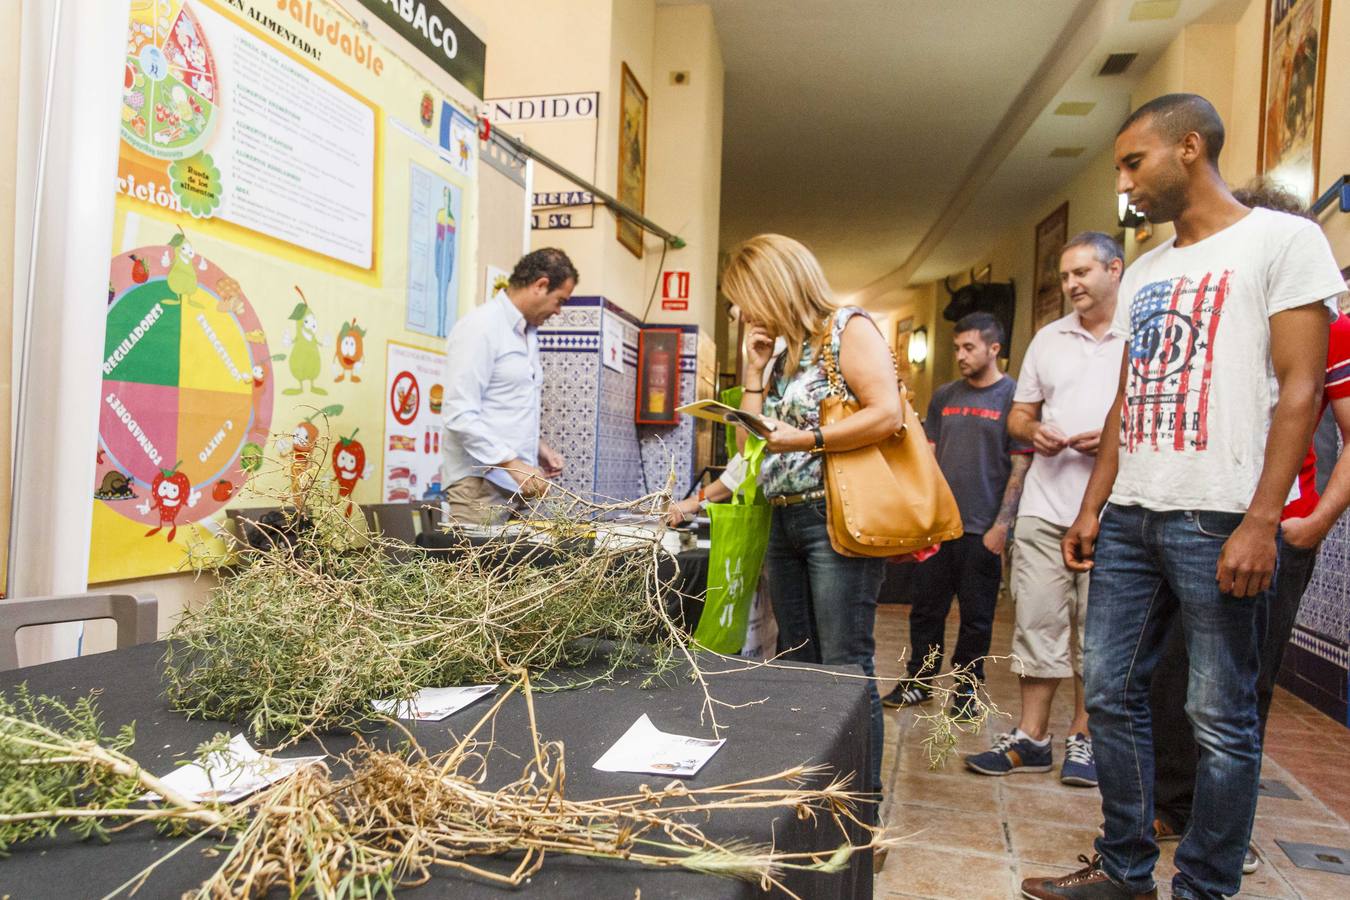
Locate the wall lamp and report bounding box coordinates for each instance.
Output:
[908,326,929,370]
[1118,192,1145,228]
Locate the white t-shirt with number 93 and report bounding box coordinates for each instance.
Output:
[1109,207,1345,514]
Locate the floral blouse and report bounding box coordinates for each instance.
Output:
[760,306,869,497]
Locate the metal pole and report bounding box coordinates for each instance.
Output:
[484,121,686,249]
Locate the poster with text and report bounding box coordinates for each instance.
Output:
[94,0,476,582]
[383,341,447,503]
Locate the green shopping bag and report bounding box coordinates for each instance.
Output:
[720,385,744,462]
[693,438,771,653]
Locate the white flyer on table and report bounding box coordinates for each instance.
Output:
[372,685,496,721]
[592,714,725,777]
[144,734,322,804]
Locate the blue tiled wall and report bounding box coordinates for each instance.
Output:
[1282,515,1350,725]
[538,297,698,504]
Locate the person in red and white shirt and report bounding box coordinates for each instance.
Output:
[1148,179,1350,873]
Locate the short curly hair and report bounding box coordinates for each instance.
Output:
[509,248,579,291]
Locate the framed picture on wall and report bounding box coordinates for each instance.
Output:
[1032,202,1068,332]
[1259,0,1330,203]
[616,62,648,258]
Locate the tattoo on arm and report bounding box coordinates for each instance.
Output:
[996,454,1032,529]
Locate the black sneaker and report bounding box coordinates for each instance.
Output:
[1020,854,1157,899]
[949,683,980,722]
[882,679,932,709]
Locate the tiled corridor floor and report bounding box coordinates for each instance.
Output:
[872,601,1350,899]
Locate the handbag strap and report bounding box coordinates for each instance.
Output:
[819,315,910,409]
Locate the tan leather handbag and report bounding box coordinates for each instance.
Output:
[819,336,963,558]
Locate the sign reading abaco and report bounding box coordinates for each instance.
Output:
[356,0,487,98]
[661,271,690,311]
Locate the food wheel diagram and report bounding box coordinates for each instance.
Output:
[123,0,219,160]
[97,244,274,535]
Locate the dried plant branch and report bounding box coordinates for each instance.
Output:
[6,667,893,897]
[0,687,233,854]
[165,450,702,745]
[190,670,895,900]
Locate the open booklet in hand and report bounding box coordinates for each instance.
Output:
[675,400,777,438]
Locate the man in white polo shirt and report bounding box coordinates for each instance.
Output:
[965,232,1124,787]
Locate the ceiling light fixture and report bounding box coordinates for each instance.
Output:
[1054,101,1096,116]
[1129,0,1181,21]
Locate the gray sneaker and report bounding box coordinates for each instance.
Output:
[1243,844,1259,875]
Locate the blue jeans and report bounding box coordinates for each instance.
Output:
[1152,541,1319,828]
[763,499,885,793]
[1085,504,1267,900]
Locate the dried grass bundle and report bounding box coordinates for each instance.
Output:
[193,678,891,900]
[165,456,693,745]
[2,686,891,899]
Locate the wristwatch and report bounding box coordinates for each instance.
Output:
[810,426,826,454]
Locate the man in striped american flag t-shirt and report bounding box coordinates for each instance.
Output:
[1023,94,1345,900]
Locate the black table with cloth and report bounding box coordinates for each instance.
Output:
[0,642,872,899]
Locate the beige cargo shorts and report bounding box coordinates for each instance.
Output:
[1010,515,1089,679]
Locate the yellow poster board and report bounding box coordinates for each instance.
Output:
[91,0,476,582]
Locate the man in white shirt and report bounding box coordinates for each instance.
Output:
[441,248,577,525]
[1023,94,1344,900]
[964,232,1124,789]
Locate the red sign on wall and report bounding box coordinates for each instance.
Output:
[661,270,690,311]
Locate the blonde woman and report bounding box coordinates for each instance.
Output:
[721,234,904,802]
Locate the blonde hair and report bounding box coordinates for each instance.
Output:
[721,234,837,378]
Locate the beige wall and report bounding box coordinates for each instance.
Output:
[644,4,723,335]
[459,0,723,329]
[1124,1,1350,264]
[460,0,612,284]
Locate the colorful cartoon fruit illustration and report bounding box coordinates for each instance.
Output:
[139,461,198,542]
[331,429,367,516]
[129,254,149,283]
[333,319,366,383]
[161,227,206,306]
[277,405,343,502]
[212,479,234,502]
[240,442,264,473]
[274,286,327,395]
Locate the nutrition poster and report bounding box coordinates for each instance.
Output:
[382,341,448,503]
[93,0,478,581]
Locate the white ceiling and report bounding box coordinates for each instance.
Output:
[659,0,1250,300]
